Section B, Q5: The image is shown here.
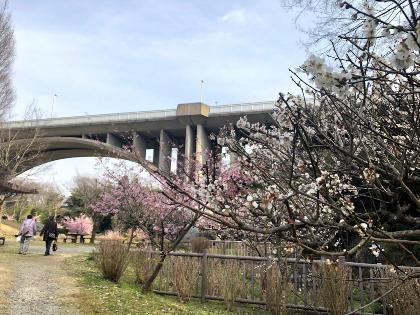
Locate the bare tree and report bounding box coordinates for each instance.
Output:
[0,0,14,121]
[0,2,43,183]
[68,175,103,243]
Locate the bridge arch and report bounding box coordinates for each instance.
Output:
[14,137,153,174]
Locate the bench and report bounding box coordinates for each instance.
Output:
[63,234,77,243]
[122,239,143,247]
[0,236,4,245]
[80,235,92,243]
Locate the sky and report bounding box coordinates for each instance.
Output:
[9,0,310,192]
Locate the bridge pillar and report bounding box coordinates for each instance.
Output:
[151,143,159,167]
[176,148,184,175]
[196,124,210,164]
[185,125,195,160]
[159,130,171,174]
[106,133,122,147]
[133,133,146,159]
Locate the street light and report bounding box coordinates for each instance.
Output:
[200,80,204,103]
[51,94,58,118]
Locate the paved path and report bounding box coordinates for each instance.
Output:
[3,241,94,315]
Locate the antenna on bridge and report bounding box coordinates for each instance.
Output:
[200,80,204,103]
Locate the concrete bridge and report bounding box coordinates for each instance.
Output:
[4,101,275,173]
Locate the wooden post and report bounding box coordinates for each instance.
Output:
[201,250,208,302]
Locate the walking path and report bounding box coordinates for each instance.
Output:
[1,241,94,315]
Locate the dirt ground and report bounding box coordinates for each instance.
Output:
[0,239,94,315]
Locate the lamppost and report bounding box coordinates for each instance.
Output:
[200,80,204,103]
[51,94,58,118]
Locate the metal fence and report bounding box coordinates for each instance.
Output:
[151,251,420,314]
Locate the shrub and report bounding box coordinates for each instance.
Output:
[207,259,223,296]
[316,261,351,315]
[168,256,200,302]
[131,250,158,286]
[96,230,124,241]
[191,237,210,253]
[207,259,244,311]
[220,260,243,311]
[381,267,420,315]
[94,240,128,282]
[265,261,290,315]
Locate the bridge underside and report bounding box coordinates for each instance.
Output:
[15,137,142,174]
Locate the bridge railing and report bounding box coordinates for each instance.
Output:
[209,101,276,115]
[3,109,178,129]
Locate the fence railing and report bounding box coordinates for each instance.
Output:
[179,240,276,257]
[209,101,276,115]
[150,251,420,315]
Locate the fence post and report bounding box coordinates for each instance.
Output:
[201,250,208,302]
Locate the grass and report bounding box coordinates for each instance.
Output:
[0,221,19,236]
[70,254,269,315]
[0,244,14,314]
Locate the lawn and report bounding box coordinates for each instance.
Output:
[0,221,19,236]
[0,242,15,314]
[71,254,269,315]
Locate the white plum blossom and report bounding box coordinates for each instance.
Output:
[391,41,413,69]
[381,27,391,37]
[363,18,377,38]
[301,55,352,95]
[369,243,382,257]
[363,165,379,183]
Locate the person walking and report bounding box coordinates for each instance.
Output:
[18,214,37,255]
[40,216,58,256]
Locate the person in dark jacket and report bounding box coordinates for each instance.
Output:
[40,216,58,256]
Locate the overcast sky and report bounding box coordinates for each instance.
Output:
[10,0,309,192]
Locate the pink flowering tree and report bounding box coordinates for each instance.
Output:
[91,170,199,290]
[63,214,93,235]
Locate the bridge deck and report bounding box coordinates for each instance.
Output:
[5,101,276,129]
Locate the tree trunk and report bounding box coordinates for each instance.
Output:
[127,228,135,250]
[143,252,166,292]
[90,228,96,244]
[143,214,200,291]
[90,216,98,244]
[0,202,4,227]
[0,196,7,228]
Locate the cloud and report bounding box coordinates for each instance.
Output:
[219,8,263,27]
[220,9,247,24]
